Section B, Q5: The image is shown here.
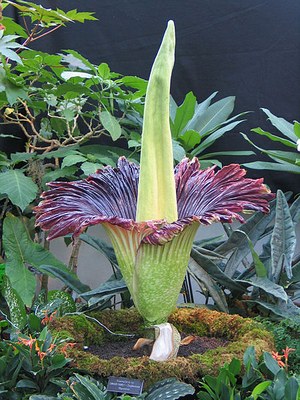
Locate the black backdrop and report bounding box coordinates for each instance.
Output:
[3,0,300,192]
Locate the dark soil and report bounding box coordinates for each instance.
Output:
[85,335,230,359]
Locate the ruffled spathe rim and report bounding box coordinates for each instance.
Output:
[35,157,274,245]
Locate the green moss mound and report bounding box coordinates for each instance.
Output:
[52,307,275,388]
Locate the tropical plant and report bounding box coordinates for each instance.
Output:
[34,21,273,361]
[0,326,74,398]
[241,108,300,174]
[189,190,300,319]
[53,375,194,400]
[197,346,300,400]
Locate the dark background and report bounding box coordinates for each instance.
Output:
[3,0,300,192]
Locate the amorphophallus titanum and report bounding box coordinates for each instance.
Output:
[35,21,274,361]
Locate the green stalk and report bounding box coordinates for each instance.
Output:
[136,20,178,223]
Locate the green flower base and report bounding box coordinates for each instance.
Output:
[51,307,275,387]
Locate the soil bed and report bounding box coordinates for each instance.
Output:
[85,334,230,359]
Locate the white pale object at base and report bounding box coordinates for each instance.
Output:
[149,322,181,361]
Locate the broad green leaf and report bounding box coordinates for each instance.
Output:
[294,121,300,139]
[262,108,296,141]
[251,127,296,148]
[271,190,296,281]
[179,129,200,151]
[263,352,281,375]
[190,248,246,293]
[80,162,103,176]
[80,233,118,265]
[242,160,300,174]
[246,298,300,319]
[189,258,228,312]
[3,214,77,304]
[146,377,195,400]
[191,119,244,156]
[121,75,147,92]
[251,381,272,399]
[98,62,110,79]
[238,276,288,301]
[80,277,127,298]
[0,169,38,211]
[186,96,235,135]
[39,265,90,295]
[100,110,122,141]
[200,150,254,159]
[172,91,196,138]
[0,67,27,104]
[247,239,267,278]
[1,275,27,330]
[61,154,87,169]
[0,31,23,64]
[10,152,36,164]
[172,140,186,162]
[284,377,299,400]
[182,91,218,133]
[72,374,107,398]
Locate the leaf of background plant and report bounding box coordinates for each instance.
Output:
[251,381,272,399]
[188,258,229,312]
[172,91,196,138]
[61,154,87,169]
[247,239,267,278]
[61,71,93,80]
[100,110,122,141]
[80,162,103,176]
[179,129,200,151]
[3,214,79,304]
[42,166,77,187]
[242,160,300,173]
[145,377,195,400]
[263,352,281,375]
[262,108,296,141]
[39,265,90,295]
[185,96,235,136]
[1,17,27,37]
[247,298,300,319]
[80,233,118,266]
[0,68,27,104]
[1,275,27,330]
[191,119,245,156]
[190,248,246,293]
[271,190,296,281]
[238,276,288,301]
[172,140,186,162]
[294,121,300,139]
[62,49,97,72]
[79,277,127,299]
[199,150,255,159]
[0,169,38,211]
[0,31,23,64]
[284,377,299,400]
[250,127,296,147]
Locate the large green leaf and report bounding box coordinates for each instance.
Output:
[188,258,228,312]
[271,191,296,281]
[0,169,38,211]
[261,108,296,141]
[215,200,277,278]
[190,248,246,293]
[3,214,77,305]
[250,127,296,148]
[172,91,196,138]
[246,298,300,319]
[238,276,288,301]
[100,110,122,141]
[191,119,245,156]
[146,378,195,400]
[185,96,235,135]
[1,275,27,330]
[80,233,118,266]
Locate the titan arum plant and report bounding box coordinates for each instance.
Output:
[35,21,274,361]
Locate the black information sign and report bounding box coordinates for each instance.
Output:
[107,376,144,395]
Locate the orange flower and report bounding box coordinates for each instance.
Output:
[41,310,57,325]
[60,342,77,356]
[18,335,36,350]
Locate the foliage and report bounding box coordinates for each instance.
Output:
[241,108,300,174]
[257,318,300,374]
[0,326,74,398]
[197,346,300,400]
[189,190,300,319]
[170,91,252,167]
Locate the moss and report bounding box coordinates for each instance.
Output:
[50,314,105,345]
[56,307,275,386]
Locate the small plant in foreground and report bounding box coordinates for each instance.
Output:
[197,346,300,400]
